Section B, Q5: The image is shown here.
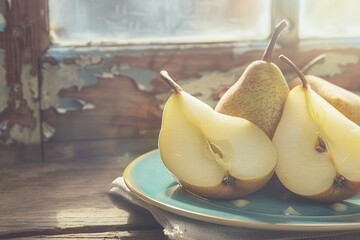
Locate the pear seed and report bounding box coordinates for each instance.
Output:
[315,136,327,153]
[223,175,235,186]
[334,175,345,189]
[208,142,223,159]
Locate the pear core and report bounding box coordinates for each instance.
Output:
[273,85,360,202]
[159,92,277,199]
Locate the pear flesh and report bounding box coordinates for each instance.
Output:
[159,91,277,199]
[289,75,360,126]
[273,84,360,202]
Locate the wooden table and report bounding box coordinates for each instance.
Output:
[0,152,167,239]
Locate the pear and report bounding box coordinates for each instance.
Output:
[215,20,289,139]
[289,70,360,126]
[158,71,277,199]
[273,55,360,203]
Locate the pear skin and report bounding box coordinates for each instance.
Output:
[289,75,360,126]
[309,178,360,203]
[275,55,360,203]
[216,61,289,138]
[215,20,289,139]
[180,171,274,200]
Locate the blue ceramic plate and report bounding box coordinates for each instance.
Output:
[123,149,360,231]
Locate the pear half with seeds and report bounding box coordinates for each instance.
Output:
[158,71,277,199]
[273,55,360,202]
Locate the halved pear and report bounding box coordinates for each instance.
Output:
[288,54,360,126]
[158,71,277,199]
[273,55,360,202]
[290,75,360,126]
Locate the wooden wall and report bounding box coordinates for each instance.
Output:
[0,1,360,165]
[0,0,49,164]
[39,47,360,163]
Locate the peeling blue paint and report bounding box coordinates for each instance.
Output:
[42,121,56,141]
[117,68,157,91]
[41,45,162,115]
[77,67,104,87]
[56,96,95,114]
[43,46,159,94]
[41,62,99,110]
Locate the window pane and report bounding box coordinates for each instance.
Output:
[49,0,271,44]
[299,0,360,39]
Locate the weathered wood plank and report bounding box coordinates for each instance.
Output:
[0,155,162,238]
[40,47,360,139]
[16,230,166,240]
[41,76,162,141]
[43,137,158,162]
[0,145,41,165]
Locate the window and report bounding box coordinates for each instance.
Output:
[49,0,271,45]
[49,0,360,46]
[299,0,360,39]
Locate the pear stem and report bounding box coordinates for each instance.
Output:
[160,70,183,94]
[279,55,308,89]
[301,54,326,74]
[261,19,288,62]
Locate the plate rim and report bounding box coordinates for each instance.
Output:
[123,149,360,232]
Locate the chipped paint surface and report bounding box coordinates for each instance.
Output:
[75,55,102,68]
[40,46,360,145]
[10,64,41,144]
[0,50,8,113]
[21,65,39,103]
[42,46,158,112]
[42,48,116,111]
[41,61,101,111]
[42,121,56,141]
[56,97,95,114]
[1,64,41,145]
[8,123,37,144]
[156,63,250,109]
[111,65,157,91]
[41,63,94,110]
[306,53,358,77]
